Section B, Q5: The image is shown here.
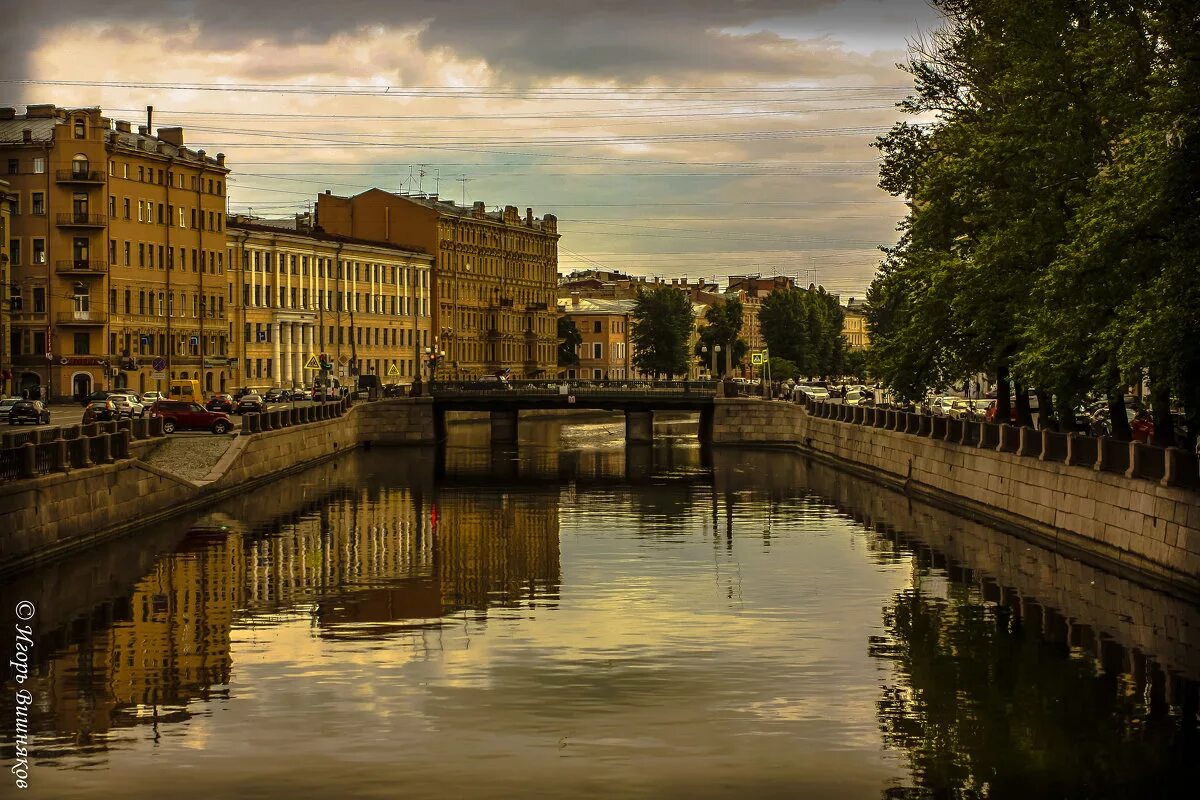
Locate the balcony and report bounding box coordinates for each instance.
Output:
[55,169,106,185]
[56,213,107,228]
[525,301,548,312]
[56,310,108,326]
[55,260,108,276]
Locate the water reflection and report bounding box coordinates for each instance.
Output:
[1,425,1197,798]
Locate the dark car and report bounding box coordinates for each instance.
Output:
[206,393,234,413]
[149,400,233,434]
[263,388,284,403]
[236,394,265,414]
[81,389,116,407]
[383,383,406,398]
[9,400,50,425]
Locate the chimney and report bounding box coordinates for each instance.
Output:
[0,108,14,120]
[25,104,55,118]
[138,125,148,135]
[472,201,485,219]
[115,120,131,133]
[21,129,32,143]
[216,153,225,166]
[571,292,579,307]
[526,207,533,226]
[157,126,183,147]
[146,104,153,132]
[325,189,332,195]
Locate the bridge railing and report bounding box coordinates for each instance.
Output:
[430,379,717,396]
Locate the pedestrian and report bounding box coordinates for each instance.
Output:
[81,403,97,425]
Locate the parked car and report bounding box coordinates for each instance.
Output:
[263,388,285,403]
[929,397,957,417]
[149,400,233,434]
[83,399,118,422]
[383,383,407,398]
[8,400,50,425]
[0,397,21,418]
[81,389,116,407]
[142,391,165,405]
[206,393,235,413]
[236,394,265,414]
[107,393,145,418]
[291,387,312,402]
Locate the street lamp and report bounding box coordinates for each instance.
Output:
[713,344,722,379]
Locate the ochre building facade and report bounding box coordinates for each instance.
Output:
[1,105,231,400]
[226,219,433,390]
[316,189,559,379]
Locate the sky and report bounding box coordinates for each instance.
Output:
[3,0,943,296]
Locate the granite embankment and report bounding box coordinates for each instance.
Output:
[711,398,1200,596]
[0,398,435,573]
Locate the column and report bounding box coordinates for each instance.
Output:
[625,410,653,443]
[272,321,281,388]
[303,324,314,387]
[281,322,292,387]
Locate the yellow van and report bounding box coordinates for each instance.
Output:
[168,379,204,403]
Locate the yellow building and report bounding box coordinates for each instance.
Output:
[1,105,230,399]
[557,296,634,379]
[226,218,433,390]
[842,296,870,350]
[0,177,12,395]
[315,190,560,379]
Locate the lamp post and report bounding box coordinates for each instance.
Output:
[713,343,722,379]
[700,345,708,380]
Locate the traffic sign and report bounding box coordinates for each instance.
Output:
[751,353,763,365]
[303,354,320,370]
[152,357,166,371]
[386,362,400,376]
[150,372,166,381]
[338,354,349,367]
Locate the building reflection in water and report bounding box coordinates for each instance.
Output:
[5,430,1198,797]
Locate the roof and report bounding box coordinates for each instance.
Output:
[558,297,636,315]
[341,189,558,233]
[0,117,56,143]
[228,220,431,258]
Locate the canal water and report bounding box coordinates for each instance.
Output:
[2,416,1197,799]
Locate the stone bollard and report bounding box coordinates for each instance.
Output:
[131,417,148,440]
[19,442,36,479]
[1017,426,1041,457]
[931,416,946,439]
[244,413,258,434]
[96,433,113,464]
[81,422,98,437]
[51,436,69,472]
[1162,447,1199,488]
[291,407,301,426]
[148,416,164,437]
[115,430,131,460]
[117,418,132,434]
[997,424,1019,453]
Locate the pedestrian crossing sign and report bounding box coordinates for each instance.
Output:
[751,353,763,365]
[386,362,400,377]
[303,354,320,370]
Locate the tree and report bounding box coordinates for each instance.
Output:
[557,316,581,369]
[694,296,748,376]
[767,357,800,381]
[760,285,846,379]
[631,284,694,379]
[842,349,869,381]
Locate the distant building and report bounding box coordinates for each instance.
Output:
[315,190,559,379]
[0,178,12,395]
[558,296,634,379]
[226,217,433,389]
[842,296,869,350]
[724,275,797,377]
[1,104,230,399]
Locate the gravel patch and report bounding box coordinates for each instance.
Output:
[142,433,238,481]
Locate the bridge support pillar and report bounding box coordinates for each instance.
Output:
[490,409,519,444]
[698,405,714,444]
[625,410,654,443]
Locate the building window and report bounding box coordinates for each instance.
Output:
[123,198,131,219]
[32,239,45,264]
[9,285,20,312]
[72,282,89,312]
[72,153,88,176]
[74,333,90,354]
[6,158,16,175]
[32,287,44,313]
[123,241,130,266]
[32,158,45,174]
[31,192,44,215]
[9,239,20,266]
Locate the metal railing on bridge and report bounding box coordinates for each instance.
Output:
[429,379,717,398]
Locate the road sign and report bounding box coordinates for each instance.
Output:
[150,372,166,381]
[751,353,763,365]
[303,354,320,370]
[338,354,350,367]
[386,362,400,376]
[152,357,166,372]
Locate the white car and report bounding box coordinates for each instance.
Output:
[108,393,145,418]
[142,391,165,405]
[929,397,957,417]
[0,397,21,417]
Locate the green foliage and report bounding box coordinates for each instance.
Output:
[631,285,694,378]
[557,316,582,368]
[694,296,748,376]
[767,357,799,381]
[759,285,845,379]
[841,349,869,380]
[865,0,1200,442]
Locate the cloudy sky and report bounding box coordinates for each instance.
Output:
[3,0,942,296]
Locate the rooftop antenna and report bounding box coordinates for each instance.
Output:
[405,165,415,195]
[434,168,440,196]
[417,166,427,195]
[456,175,469,205]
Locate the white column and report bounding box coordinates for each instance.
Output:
[281,322,292,386]
[272,321,281,387]
[303,324,314,387]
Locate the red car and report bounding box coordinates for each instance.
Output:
[206,393,234,413]
[149,400,233,434]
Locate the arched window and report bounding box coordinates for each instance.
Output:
[73,119,85,139]
[71,153,89,177]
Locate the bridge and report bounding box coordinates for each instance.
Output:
[426,379,718,443]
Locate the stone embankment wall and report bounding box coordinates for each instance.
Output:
[0,398,435,573]
[711,398,1200,594]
